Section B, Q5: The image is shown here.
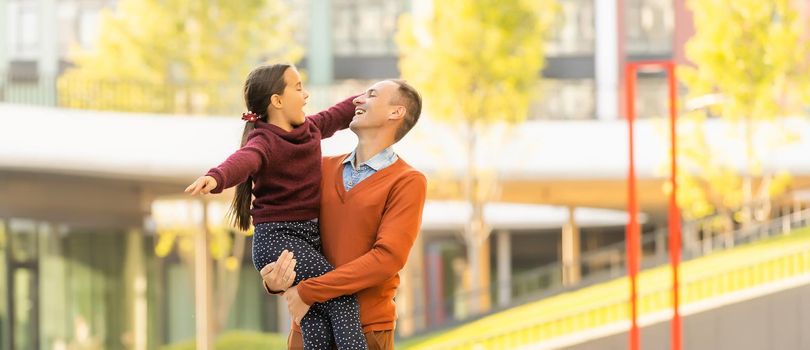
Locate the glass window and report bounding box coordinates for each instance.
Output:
[332,3,354,55]
[547,0,595,56]
[332,0,407,56]
[9,220,37,264]
[166,264,195,343]
[19,8,39,53]
[625,0,674,54]
[38,224,69,350]
[223,266,267,330]
[77,9,101,49]
[7,219,39,350]
[56,1,76,57]
[284,0,310,50]
[633,77,669,118]
[529,79,596,120]
[13,268,35,350]
[62,231,125,349]
[8,1,40,59]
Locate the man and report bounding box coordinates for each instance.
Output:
[261,79,426,350]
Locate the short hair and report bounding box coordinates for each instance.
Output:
[389,79,422,142]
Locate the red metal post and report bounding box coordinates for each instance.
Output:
[625,60,681,350]
[625,63,640,350]
[666,62,682,350]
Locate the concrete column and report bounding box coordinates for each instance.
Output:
[397,260,413,336]
[0,0,8,77]
[38,0,57,105]
[595,0,620,120]
[425,243,446,327]
[562,207,581,286]
[496,230,512,307]
[397,230,425,336]
[673,0,695,64]
[617,0,628,119]
[124,229,147,350]
[2,219,11,350]
[467,238,491,313]
[194,200,213,350]
[308,0,333,86]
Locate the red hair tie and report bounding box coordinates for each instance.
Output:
[241,112,259,123]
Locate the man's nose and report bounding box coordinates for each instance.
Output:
[352,96,363,105]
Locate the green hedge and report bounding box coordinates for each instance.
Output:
[162,330,287,350]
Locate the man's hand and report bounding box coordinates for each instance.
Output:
[185,176,217,195]
[260,250,296,293]
[284,286,310,325]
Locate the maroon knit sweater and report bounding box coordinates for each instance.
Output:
[206,96,356,224]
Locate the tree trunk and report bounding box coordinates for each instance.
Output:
[742,115,754,228]
[463,122,491,314]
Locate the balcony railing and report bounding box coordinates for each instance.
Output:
[0,75,358,115]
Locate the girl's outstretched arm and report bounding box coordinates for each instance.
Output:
[189,136,269,194]
[308,94,359,138]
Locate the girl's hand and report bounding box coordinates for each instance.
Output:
[185,176,217,195]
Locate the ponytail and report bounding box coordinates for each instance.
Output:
[229,179,253,231]
[227,63,290,231]
[228,122,257,231]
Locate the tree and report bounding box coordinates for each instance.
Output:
[59,0,303,114]
[677,0,809,232]
[397,0,558,313]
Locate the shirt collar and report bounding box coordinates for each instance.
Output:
[342,147,396,171]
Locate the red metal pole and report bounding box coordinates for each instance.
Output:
[666,62,682,350]
[625,63,640,350]
[626,60,682,350]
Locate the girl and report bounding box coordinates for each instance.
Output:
[185,64,367,350]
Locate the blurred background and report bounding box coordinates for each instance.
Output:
[1,0,810,349]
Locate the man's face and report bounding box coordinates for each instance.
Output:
[350,80,401,132]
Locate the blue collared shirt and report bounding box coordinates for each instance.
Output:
[342,147,399,191]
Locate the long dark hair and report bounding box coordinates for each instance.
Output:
[229,63,291,231]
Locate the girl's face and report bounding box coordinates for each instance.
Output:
[277,67,309,127]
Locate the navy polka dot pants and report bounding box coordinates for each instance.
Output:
[252,221,367,350]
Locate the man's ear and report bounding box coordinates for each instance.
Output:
[388,106,406,121]
[270,94,283,109]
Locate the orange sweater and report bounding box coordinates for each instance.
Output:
[296,154,427,332]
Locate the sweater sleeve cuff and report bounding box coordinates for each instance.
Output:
[297,281,318,305]
[205,169,225,194]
